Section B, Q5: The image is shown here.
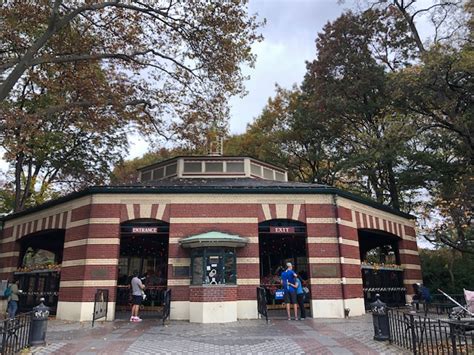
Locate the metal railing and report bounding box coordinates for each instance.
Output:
[256,287,268,322]
[426,294,466,316]
[388,309,474,354]
[0,312,32,355]
[92,289,109,327]
[162,289,171,325]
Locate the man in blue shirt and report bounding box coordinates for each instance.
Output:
[281,262,297,320]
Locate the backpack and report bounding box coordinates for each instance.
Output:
[4,286,12,298]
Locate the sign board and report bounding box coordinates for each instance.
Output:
[91,268,109,279]
[173,266,190,277]
[312,265,340,278]
[269,226,295,234]
[132,227,158,234]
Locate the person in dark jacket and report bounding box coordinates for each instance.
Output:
[292,274,306,320]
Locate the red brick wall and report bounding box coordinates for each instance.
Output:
[189,286,237,302]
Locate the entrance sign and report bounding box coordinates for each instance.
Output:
[132,227,158,234]
[269,226,295,234]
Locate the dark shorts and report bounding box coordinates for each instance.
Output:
[132,295,143,305]
[284,291,297,304]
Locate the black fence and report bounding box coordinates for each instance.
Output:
[92,289,109,327]
[256,287,268,322]
[0,312,32,355]
[426,294,466,316]
[16,270,60,314]
[388,309,474,354]
[362,267,406,309]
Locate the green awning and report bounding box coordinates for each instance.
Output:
[179,231,248,249]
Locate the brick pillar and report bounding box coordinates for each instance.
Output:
[0,225,21,280]
[235,224,259,320]
[167,220,191,321]
[0,225,20,316]
[57,203,121,321]
[400,225,422,298]
[306,202,345,318]
[335,203,365,317]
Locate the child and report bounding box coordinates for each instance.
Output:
[293,274,306,320]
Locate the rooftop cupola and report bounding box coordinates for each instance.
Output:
[137,155,288,183]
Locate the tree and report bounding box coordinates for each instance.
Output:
[299,11,421,209]
[420,248,474,294]
[0,1,262,212]
[225,86,294,176]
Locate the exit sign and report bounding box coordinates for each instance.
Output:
[269,227,295,234]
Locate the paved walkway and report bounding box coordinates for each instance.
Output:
[31,314,406,354]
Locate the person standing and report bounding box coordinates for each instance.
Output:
[130,271,145,322]
[281,262,297,320]
[7,279,20,319]
[293,275,306,320]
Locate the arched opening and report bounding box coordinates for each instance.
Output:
[358,229,405,308]
[258,219,309,317]
[16,229,65,314]
[115,219,169,319]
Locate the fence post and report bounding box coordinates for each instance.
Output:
[1,318,7,354]
[409,314,417,355]
[449,323,458,355]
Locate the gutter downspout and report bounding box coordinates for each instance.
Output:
[333,194,349,317]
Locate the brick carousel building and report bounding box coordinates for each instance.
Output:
[0,154,422,323]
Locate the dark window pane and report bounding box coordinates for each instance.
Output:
[226,162,244,173]
[183,162,202,173]
[142,171,152,181]
[192,256,203,285]
[224,251,236,284]
[165,163,177,175]
[205,162,223,172]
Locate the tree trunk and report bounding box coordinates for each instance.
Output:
[387,161,400,210]
[14,153,24,212]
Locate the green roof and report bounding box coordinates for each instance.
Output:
[179,231,248,248]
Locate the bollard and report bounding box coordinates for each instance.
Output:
[371,294,390,341]
[29,297,50,346]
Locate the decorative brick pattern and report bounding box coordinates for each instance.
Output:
[0,191,420,317]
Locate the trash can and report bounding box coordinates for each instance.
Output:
[29,298,50,346]
[371,294,390,341]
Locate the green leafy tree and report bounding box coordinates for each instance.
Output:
[0,1,262,212]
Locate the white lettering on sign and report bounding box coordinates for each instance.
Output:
[270,226,295,234]
[132,227,158,234]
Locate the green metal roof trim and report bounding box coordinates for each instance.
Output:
[179,231,248,248]
[0,185,415,222]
